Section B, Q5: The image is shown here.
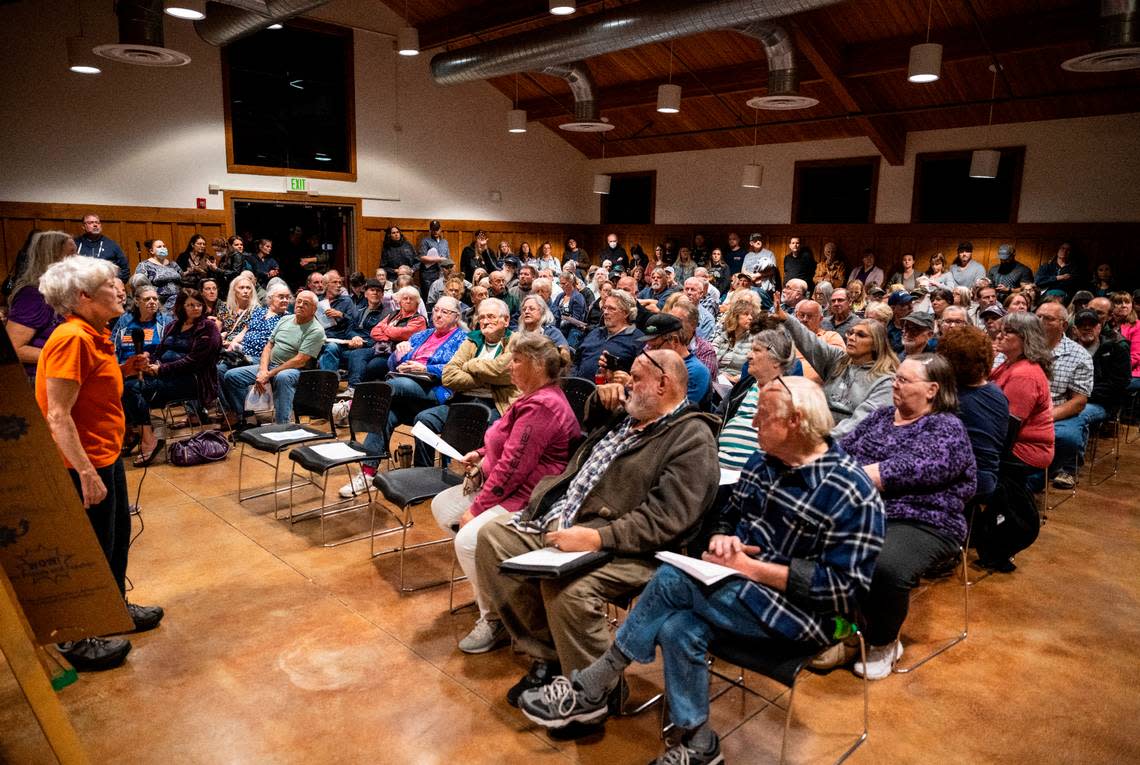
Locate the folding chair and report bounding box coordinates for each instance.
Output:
[559,376,596,429]
[236,370,339,518]
[707,623,870,765]
[286,382,393,546]
[1123,389,1140,444]
[1085,412,1121,485]
[370,402,492,592]
[893,546,969,673]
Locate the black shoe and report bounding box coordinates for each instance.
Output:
[127,602,164,633]
[57,637,131,672]
[650,732,724,765]
[507,659,561,708]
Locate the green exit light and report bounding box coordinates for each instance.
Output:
[288,177,308,192]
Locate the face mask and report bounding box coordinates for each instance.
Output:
[609,242,617,249]
[999,251,1012,261]
[156,247,169,258]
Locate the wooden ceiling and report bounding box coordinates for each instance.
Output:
[387,0,1140,162]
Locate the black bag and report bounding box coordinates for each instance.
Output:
[169,431,232,466]
[972,473,1040,568]
[219,349,250,368]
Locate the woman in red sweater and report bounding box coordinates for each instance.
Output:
[431,334,580,654]
[989,312,1055,478]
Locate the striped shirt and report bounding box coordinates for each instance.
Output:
[718,383,759,469]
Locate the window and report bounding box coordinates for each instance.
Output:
[912,148,1024,223]
[223,22,356,180]
[792,157,879,224]
[601,172,656,225]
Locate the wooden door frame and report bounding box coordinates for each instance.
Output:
[222,190,363,274]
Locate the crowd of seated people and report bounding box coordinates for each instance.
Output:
[7,219,1140,764]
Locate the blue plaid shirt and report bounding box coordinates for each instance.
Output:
[713,441,885,645]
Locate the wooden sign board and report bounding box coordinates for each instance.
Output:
[0,332,132,644]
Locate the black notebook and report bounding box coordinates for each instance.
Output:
[499,548,614,579]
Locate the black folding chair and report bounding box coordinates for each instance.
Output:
[286,382,393,546]
[559,376,596,430]
[370,402,493,592]
[236,370,339,518]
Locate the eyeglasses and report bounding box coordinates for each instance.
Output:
[940,318,967,326]
[433,307,459,315]
[638,348,666,376]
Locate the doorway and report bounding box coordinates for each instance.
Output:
[233,200,356,289]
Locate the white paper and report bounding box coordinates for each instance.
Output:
[719,467,741,486]
[315,299,335,328]
[717,373,732,386]
[325,337,352,345]
[260,429,313,443]
[504,548,596,567]
[655,551,743,587]
[411,421,466,462]
[309,442,368,460]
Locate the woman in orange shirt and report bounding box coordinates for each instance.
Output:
[36,257,164,672]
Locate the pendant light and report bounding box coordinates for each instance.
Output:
[907,0,942,83]
[508,74,527,133]
[657,41,681,113]
[594,137,611,194]
[969,65,1001,179]
[164,0,205,21]
[67,35,101,74]
[549,0,576,15]
[741,113,762,188]
[397,0,419,56]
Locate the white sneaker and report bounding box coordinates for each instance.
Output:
[809,639,858,671]
[338,471,371,499]
[853,640,903,680]
[458,618,509,654]
[332,400,351,425]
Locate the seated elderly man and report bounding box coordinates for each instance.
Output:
[792,299,843,384]
[681,277,716,340]
[780,278,809,313]
[642,313,710,407]
[476,349,719,707]
[1035,301,1094,489]
[517,377,885,765]
[573,289,646,381]
[900,312,937,358]
[223,290,326,427]
[637,267,677,309]
[937,305,970,335]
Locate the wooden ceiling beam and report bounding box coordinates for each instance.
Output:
[415,0,610,50]
[841,5,1094,78]
[792,23,906,166]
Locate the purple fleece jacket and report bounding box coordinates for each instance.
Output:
[839,406,976,545]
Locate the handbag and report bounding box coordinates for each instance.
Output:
[168,431,231,466]
[462,466,484,496]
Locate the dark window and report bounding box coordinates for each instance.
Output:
[601,172,656,225]
[793,158,879,224]
[912,148,1024,223]
[223,23,355,178]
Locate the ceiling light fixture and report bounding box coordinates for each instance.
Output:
[267,23,283,30]
[67,35,101,74]
[594,136,610,194]
[969,64,1001,179]
[907,0,942,83]
[398,0,419,56]
[742,112,762,188]
[508,74,527,133]
[656,41,681,113]
[164,0,205,21]
[549,0,576,16]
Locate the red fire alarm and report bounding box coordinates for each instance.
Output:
[196,197,207,209]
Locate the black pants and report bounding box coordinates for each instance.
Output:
[122,375,199,427]
[859,520,958,646]
[68,460,130,595]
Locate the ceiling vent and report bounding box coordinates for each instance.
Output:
[1062,0,1140,72]
[737,22,818,110]
[542,62,615,132]
[94,0,191,67]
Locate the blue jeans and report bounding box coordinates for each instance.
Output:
[318,342,345,375]
[613,564,795,730]
[344,347,377,386]
[360,375,438,468]
[1052,402,1106,473]
[222,364,301,425]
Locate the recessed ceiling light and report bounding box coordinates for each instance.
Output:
[267,23,283,30]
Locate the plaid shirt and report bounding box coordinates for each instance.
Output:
[1049,336,1094,406]
[712,441,885,645]
[514,402,684,534]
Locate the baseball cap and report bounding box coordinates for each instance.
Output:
[979,304,1007,319]
[363,278,384,290]
[504,255,521,268]
[439,258,455,268]
[749,233,764,243]
[429,219,442,231]
[1073,308,1100,325]
[901,311,935,330]
[643,313,684,337]
[957,241,973,253]
[887,290,913,306]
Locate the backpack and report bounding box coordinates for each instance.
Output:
[168,431,232,467]
[972,472,1040,570]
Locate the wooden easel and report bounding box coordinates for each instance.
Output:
[0,544,89,764]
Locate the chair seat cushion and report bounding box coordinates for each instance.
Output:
[709,631,822,687]
[237,423,333,453]
[289,441,385,472]
[372,467,462,507]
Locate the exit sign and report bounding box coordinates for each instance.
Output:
[286,177,308,193]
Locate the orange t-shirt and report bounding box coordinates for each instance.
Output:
[35,316,126,470]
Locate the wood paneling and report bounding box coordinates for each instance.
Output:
[0,202,227,278]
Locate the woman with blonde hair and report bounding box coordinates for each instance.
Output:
[712,293,761,383]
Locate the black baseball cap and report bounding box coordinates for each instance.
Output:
[643,313,683,337]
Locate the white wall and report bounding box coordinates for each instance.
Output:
[587,112,1140,225]
[0,0,591,223]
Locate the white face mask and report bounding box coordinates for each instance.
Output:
[156,247,169,258]
[608,241,617,249]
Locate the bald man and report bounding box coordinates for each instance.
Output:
[477,349,720,707]
[223,289,327,427]
[792,299,844,384]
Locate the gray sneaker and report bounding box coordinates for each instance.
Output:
[458,618,509,654]
[519,672,610,729]
[1052,471,1076,490]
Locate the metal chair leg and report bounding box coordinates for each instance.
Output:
[894,547,969,673]
[1086,416,1121,486]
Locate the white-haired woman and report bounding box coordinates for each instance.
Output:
[35,257,164,671]
[517,293,571,368]
[362,285,428,382]
[6,230,74,381]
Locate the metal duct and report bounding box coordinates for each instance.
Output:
[735,22,796,96]
[539,61,613,130]
[116,0,165,48]
[430,0,844,85]
[194,0,330,46]
[1062,0,1140,72]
